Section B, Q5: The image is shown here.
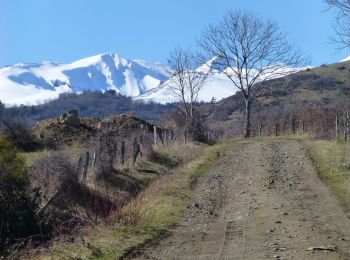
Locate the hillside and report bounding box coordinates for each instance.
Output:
[4,59,350,134]
[201,60,350,134]
[4,91,172,124]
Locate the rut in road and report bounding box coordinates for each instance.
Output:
[129,140,350,259]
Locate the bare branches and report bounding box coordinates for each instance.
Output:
[166,47,208,119]
[199,10,308,137]
[326,0,350,14]
[200,10,306,97]
[326,0,350,48]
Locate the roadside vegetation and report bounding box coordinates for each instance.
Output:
[251,135,350,219]
[0,135,39,256]
[2,3,350,259]
[305,139,350,216]
[30,141,234,259]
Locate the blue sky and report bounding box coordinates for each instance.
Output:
[0,0,348,67]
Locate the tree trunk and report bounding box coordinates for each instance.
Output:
[244,99,252,138]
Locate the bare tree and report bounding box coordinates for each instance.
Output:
[199,10,307,138]
[166,47,208,122]
[326,0,350,48]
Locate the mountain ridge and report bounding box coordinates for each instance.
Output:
[0,52,241,106]
[0,52,170,106]
[1,52,342,106]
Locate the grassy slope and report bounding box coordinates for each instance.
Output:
[201,61,350,131]
[34,141,235,259]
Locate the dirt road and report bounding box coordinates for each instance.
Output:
[130,140,350,259]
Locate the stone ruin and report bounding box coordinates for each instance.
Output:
[58,109,80,127]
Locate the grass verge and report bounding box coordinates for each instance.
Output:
[303,139,350,217]
[253,135,350,217]
[34,141,234,259]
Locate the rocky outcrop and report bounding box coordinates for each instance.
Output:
[32,113,161,149]
[58,109,80,127]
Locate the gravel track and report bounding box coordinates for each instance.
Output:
[130,140,350,259]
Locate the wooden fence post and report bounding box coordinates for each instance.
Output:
[259,123,263,136]
[82,151,90,183]
[121,141,125,164]
[171,129,175,142]
[275,123,279,137]
[133,137,141,165]
[336,115,339,140]
[153,126,157,146]
[158,129,165,146]
[292,117,296,135]
[347,112,349,142]
[164,130,168,147]
[302,121,305,134]
[113,142,118,161]
[139,135,143,157]
[345,112,349,142]
[77,156,83,182]
[92,150,97,168]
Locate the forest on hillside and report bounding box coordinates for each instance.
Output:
[0,90,174,124]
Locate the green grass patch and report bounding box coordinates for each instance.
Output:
[304,140,350,216]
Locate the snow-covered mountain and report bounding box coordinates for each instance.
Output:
[0,52,306,106]
[136,70,234,104]
[0,53,170,106]
[136,64,307,104]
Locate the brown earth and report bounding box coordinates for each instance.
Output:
[31,114,157,148]
[128,140,350,259]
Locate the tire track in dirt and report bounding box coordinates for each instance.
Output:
[129,140,350,259]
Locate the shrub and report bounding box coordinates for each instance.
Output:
[29,154,91,239]
[1,117,40,152]
[0,135,39,253]
[29,153,79,197]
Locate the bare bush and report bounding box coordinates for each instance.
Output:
[29,153,79,198]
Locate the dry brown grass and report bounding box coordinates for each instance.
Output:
[29,140,234,259]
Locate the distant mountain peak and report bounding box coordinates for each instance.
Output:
[0,52,170,106]
[0,52,309,107]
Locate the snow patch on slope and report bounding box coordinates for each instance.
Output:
[136,73,235,104]
[340,55,350,62]
[136,65,306,104]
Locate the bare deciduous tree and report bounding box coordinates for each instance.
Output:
[326,0,350,48]
[166,48,208,122]
[199,10,307,138]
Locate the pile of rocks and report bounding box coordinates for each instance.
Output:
[57,109,80,127]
